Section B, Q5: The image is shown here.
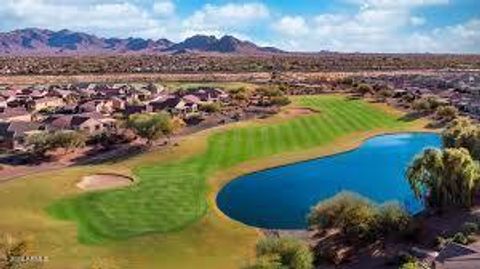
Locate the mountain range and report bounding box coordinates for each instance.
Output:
[0,28,284,56]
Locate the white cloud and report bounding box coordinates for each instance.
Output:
[273,16,309,37]
[0,0,170,38]
[272,0,479,53]
[181,3,270,38]
[153,1,175,17]
[0,0,477,53]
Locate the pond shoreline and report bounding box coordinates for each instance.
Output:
[214,131,441,230]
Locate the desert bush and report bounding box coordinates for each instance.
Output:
[442,117,480,160]
[246,237,313,269]
[461,222,479,235]
[0,233,34,269]
[377,202,412,234]
[126,112,179,145]
[309,192,411,242]
[452,232,469,245]
[270,96,291,106]
[355,83,374,96]
[200,103,221,113]
[436,105,458,121]
[412,95,445,113]
[308,192,378,241]
[399,261,420,269]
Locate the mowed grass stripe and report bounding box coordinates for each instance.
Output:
[47,95,407,243]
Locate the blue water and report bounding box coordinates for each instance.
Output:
[216,133,442,229]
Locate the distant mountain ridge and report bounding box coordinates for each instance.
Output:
[0,28,284,56]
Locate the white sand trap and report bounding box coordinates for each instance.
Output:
[77,174,134,191]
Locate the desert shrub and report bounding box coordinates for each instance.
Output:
[356,83,374,96]
[412,95,445,113]
[435,236,447,249]
[126,112,177,145]
[452,232,469,245]
[308,192,378,241]
[399,261,420,269]
[0,233,34,269]
[436,105,458,121]
[309,192,411,242]
[442,117,480,160]
[377,202,412,234]
[461,222,479,235]
[199,103,221,113]
[246,237,313,269]
[270,96,291,106]
[256,87,284,97]
[26,130,86,156]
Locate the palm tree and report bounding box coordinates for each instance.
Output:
[407,148,480,209]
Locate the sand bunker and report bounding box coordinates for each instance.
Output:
[279,107,319,119]
[77,173,134,191]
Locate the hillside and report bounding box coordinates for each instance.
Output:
[0,28,284,56]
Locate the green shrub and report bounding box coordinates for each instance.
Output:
[461,222,479,235]
[200,103,221,113]
[309,192,411,242]
[399,261,420,269]
[308,192,378,241]
[452,232,469,245]
[435,236,449,249]
[248,237,313,269]
[270,96,291,106]
[377,202,412,234]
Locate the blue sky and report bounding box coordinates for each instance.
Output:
[0,0,479,53]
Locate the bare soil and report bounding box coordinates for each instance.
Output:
[76,173,134,191]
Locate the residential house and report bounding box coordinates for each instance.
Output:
[43,115,105,134]
[27,97,64,111]
[434,242,480,269]
[0,107,31,122]
[110,96,126,111]
[0,121,41,150]
[125,104,151,115]
[189,87,229,102]
[149,96,199,116]
[79,100,113,114]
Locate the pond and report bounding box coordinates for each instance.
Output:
[216,133,442,229]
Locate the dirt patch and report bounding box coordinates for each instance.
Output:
[279,107,319,119]
[76,173,134,191]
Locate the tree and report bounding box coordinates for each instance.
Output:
[407,148,480,209]
[442,117,480,160]
[26,131,86,156]
[126,112,176,146]
[51,131,86,153]
[436,105,459,122]
[26,132,51,157]
[245,237,313,269]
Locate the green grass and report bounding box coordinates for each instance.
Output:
[47,95,407,244]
